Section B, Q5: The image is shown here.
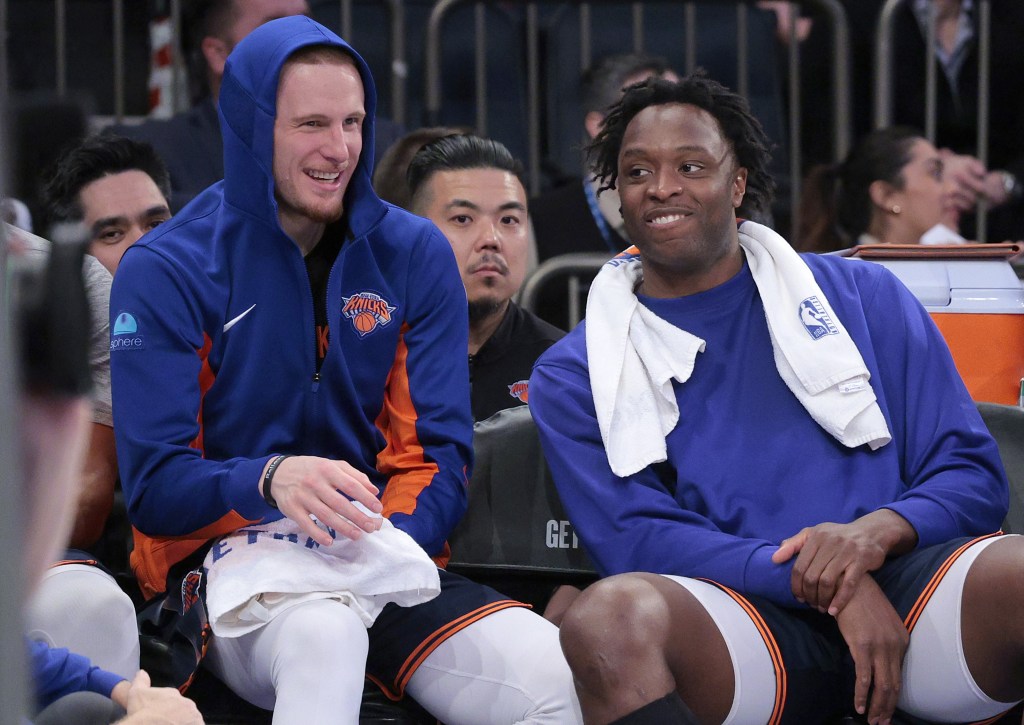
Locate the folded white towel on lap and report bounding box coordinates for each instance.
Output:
[204,505,441,637]
[586,219,892,478]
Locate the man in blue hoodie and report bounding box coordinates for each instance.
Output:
[109,15,580,724]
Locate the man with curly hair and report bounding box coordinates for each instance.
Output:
[529,73,1024,725]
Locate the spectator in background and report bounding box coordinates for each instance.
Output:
[407,134,577,622]
[889,0,1024,242]
[46,135,172,277]
[20,135,173,689]
[109,0,404,211]
[797,126,963,252]
[407,134,563,423]
[789,0,1024,241]
[374,126,471,209]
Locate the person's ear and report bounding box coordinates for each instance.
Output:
[732,167,748,208]
[584,111,605,140]
[201,35,231,79]
[868,179,902,215]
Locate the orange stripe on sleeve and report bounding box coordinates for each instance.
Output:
[130,332,256,599]
[375,325,441,518]
[191,334,215,453]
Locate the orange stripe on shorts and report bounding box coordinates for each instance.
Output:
[903,533,1002,634]
[700,579,787,725]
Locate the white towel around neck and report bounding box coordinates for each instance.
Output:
[204,508,441,637]
[585,219,891,478]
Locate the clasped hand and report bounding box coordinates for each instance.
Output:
[772,512,917,724]
[771,518,889,615]
[265,456,384,546]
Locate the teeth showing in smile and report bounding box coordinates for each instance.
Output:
[651,213,685,225]
[308,170,340,181]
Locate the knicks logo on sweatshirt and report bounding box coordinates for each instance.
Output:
[508,380,530,403]
[342,292,396,337]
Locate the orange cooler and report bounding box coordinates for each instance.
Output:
[842,245,1024,405]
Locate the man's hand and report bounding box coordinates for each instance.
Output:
[940,150,988,212]
[772,510,917,615]
[118,669,204,724]
[265,456,383,546]
[835,578,909,725]
[980,170,1016,207]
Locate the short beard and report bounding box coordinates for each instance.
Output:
[468,297,504,324]
[275,191,344,226]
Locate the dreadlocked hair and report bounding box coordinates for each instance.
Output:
[586,70,775,220]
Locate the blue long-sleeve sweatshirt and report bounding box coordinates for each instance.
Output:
[110,17,472,598]
[530,251,1008,608]
[30,639,124,709]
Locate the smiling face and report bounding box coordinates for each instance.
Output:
[616,102,747,297]
[272,53,365,250]
[79,169,171,274]
[415,167,528,318]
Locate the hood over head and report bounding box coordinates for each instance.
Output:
[217,15,383,235]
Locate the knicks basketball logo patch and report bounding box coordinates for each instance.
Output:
[508,380,530,403]
[341,292,397,337]
[180,568,204,616]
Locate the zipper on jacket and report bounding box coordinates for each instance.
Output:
[311,371,321,392]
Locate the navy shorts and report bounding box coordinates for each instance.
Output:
[365,568,528,699]
[715,534,1003,725]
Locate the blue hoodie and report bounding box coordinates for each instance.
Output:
[110,16,472,598]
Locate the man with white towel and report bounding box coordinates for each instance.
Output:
[529,72,1024,725]
[110,15,579,724]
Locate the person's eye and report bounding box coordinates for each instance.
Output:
[626,167,650,179]
[344,116,362,127]
[501,215,521,226]
[148,217,169,231]
[450,214,471,225]
[97,229,124,243]
[681,163,704,173]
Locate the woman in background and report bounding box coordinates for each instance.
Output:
[797,126,962,252]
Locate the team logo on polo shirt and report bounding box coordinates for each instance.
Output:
[180,568,203,616]
[341,291,396,337]
[508,380,529,403]
[110,311,145,351]
[798,297,839,340]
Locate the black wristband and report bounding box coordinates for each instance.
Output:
[262,455,291,509]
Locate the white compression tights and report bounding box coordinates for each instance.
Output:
[206,600,582,725]
[26,563,140,679]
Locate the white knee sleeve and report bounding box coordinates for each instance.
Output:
[406,606,582,725]
[26,564,139,679]
[900,536,1020,722]
[207,598,369,724]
